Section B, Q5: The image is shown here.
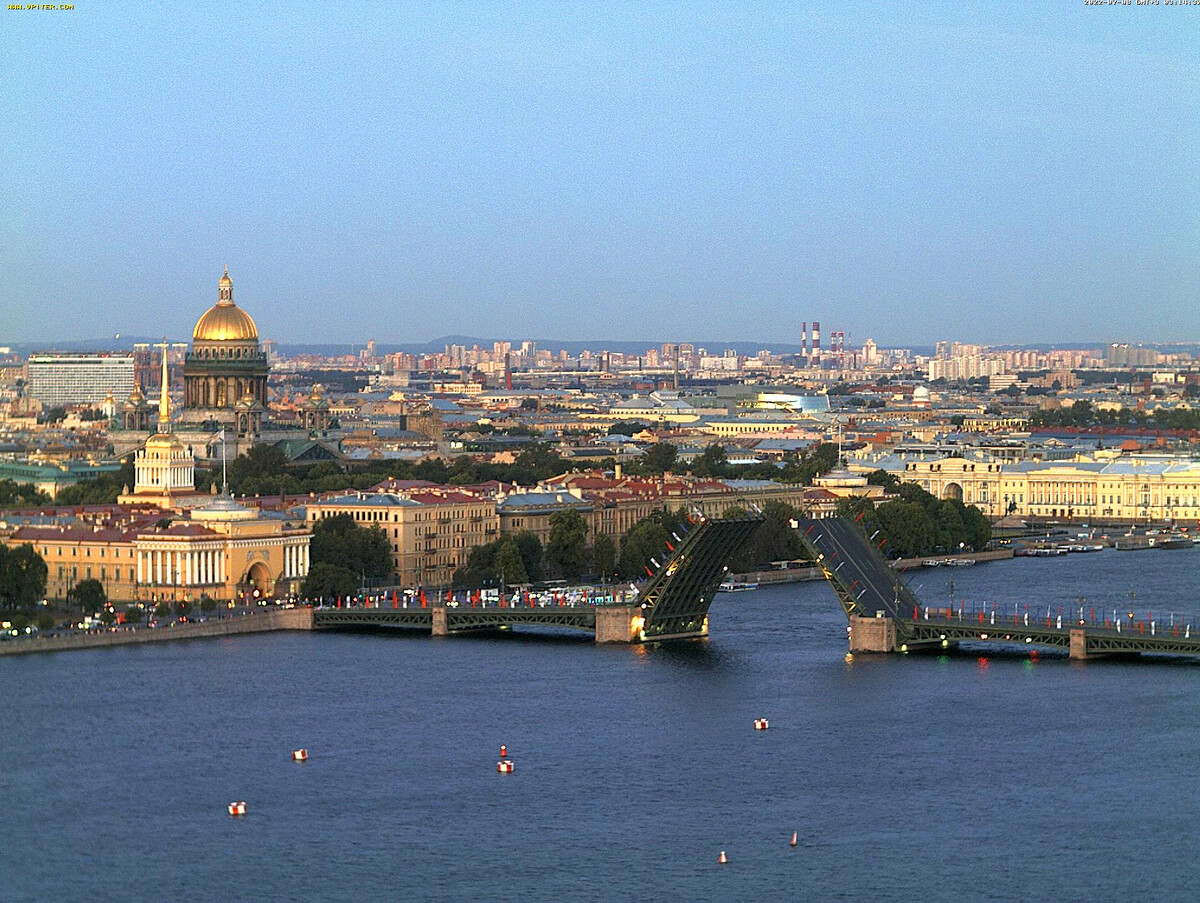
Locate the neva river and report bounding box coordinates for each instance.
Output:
[3,550,1199,902]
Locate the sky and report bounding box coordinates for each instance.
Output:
[2,3,1198,349]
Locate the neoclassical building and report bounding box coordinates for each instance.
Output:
[863,453,1200,525]
[7,498,311,604]
[181,267,269,435]
[117,344,209,510]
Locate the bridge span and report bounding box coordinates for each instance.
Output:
[796,516,1200,661]
[314,514,762,643]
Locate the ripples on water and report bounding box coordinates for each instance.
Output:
[1,550,1198,901]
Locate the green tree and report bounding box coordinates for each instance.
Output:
[308,514,393,582]
[608,420,648,437]
[154,601,170,618]
[0,544,48,611]
[0,479,50,508]
[452,540,501,589]
[67,577,106,613]
[302,562,359,599]
[691,444,729,478]
[867,470,900,491]
[593,533,616,581]
[641,442,678,474]
[227,444,291,495]
[200,595,218,614]
[124,605,143,625]
[99,607,116,626]
[54,457,135,506]
[547,509,589,581]
[934,500,966,553]
[493,538,529,585]
[512,531,544,583]
[615,508,689,579]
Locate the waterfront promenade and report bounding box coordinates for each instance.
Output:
[0,607,314,656]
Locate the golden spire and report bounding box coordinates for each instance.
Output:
[158,339,171,428]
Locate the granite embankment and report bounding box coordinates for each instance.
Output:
[0,607,314,657]
[731,549,1014,585]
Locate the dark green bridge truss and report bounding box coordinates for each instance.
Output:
[797,516,1200,659]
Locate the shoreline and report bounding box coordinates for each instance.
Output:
[0,607,314,657]
[732,549,1015,584]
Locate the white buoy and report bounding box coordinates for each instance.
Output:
[292,748,308,762]
[719,850,728,864]
[497,759,514,773]
[754,718,769,731]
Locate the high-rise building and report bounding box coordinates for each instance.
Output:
[26,353,136,407]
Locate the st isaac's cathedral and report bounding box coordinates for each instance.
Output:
[179,266,269,435]
[111,268,273,464]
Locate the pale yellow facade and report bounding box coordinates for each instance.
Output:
[882,455,1200,523]
[305,492,500,587]
[5,505,310,605]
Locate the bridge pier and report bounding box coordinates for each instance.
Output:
[595,605,641,643]
[848,616,897,654]
[432,606,448,637]
[1069,628,1123,661]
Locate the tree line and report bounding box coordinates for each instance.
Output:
[1031,401,1200,432]
[837,473,991,559]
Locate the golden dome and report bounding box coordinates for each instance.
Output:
[193,268,259,342]
[193,303,259,341]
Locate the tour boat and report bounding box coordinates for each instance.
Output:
[718,581,759,593]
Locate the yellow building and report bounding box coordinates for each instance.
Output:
[2,281,311,604]
[872,454,1200,524]
[305,489,499,587]
[5,496,309,604]
[117,342,211,510]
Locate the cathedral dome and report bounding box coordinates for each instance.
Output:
[193,267,259,342]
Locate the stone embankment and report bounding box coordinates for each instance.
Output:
[890,549,1014,569]
[729,566,823,585]
[0,607,314,657]
[731,549,1014,585]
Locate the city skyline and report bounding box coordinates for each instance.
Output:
[4,6,1198,346]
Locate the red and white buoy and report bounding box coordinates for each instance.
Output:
[500,745,507,758]
[227,801,247,817]
[292,748,308,762]
[753,718,769,731]
[718,851,728,865]
[790,831,798,847]
[497,759,514,773]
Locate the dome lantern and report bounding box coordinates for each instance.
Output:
[193,268,259,342]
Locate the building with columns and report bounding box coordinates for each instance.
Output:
[858,452,1200,525]
[3,318,310,604]
[117,343,211,510]
[7,500,310,604]
[180,267,269,435]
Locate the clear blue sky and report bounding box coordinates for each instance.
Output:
[3,3,1197,348]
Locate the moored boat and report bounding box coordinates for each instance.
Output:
[1157,532,1194,550]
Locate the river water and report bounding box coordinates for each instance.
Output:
[2,549,1199,901]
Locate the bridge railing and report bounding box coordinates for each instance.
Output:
[906,599,1198,639]
[306,586,641,612]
